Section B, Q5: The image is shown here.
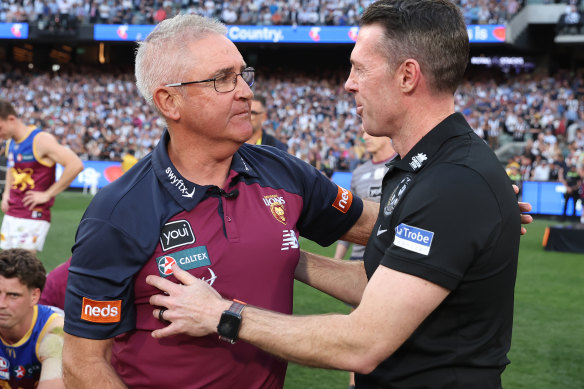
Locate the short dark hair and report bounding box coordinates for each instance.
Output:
[0,100,17,120]
[0,249,46,291]
[253,94,266,108]
[360,0,469,94]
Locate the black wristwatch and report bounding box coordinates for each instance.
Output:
[217,299,246,344]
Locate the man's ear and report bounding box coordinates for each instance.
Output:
[153,87,181,122]
[31,288,40,306]
[398,59,421,94]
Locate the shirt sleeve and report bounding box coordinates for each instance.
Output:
[292,158,364,247]
[64,218,148,339]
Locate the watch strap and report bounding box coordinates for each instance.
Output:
[228,299,246,316]
[218,299,247,343]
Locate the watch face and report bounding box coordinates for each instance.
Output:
[218,311,241,342]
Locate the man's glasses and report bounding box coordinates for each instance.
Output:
[165,67,255,93]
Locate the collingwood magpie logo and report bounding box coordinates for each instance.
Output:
[165,167,196,198]
[409,153,427,170]
[160,220,195,251]
[384,176,412,216]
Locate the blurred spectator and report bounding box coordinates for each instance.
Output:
[121,148,138,173]
[559,163,582,220]
[556,3,583,35]
[506,160,523,191]
[246,95,288,152]
[531,155,551,181]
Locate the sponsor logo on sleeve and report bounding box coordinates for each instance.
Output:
[393,223,434,255]
[332,186,353,213]
[156,246,211,277]
[376,225,388,236]
[81,297,122,323]
[160,220,195,251]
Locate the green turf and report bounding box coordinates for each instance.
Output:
[8,191,583,388]
[32,190,93,270]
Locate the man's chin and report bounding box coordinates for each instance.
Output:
[0,321,12,329]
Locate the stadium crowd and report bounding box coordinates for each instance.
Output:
[1,62,583,186]
[0,0,526,28]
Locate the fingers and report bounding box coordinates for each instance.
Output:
[151,322,183,339]
[148,267,227,340]
[170,263,198,286]
[518,201,532,213]
[146,274,173,292]
[154,308,171,325]
[23,192,39,210]
[147,266,203,314]
[149,293,168,310]
[22,196,34,209]
[519,213,533,236]
[520,213,533,225]
[512,184,519,195]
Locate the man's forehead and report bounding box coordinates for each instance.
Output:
[350,27,381,63]
[187,35,245,71]
[0,276,28,290]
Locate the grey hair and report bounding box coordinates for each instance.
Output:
[135,14,228,111]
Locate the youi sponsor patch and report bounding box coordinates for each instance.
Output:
[160,220,195,251]
[393,223,434,255]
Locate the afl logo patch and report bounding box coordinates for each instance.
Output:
[384,176,412,216]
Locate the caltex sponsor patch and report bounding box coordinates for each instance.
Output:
[156,246,211,277]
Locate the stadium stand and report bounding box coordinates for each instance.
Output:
[0,0,582,218]
[0,0,527,27]
[0,63,582,175]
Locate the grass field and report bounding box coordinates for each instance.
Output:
[29,191,584,388]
